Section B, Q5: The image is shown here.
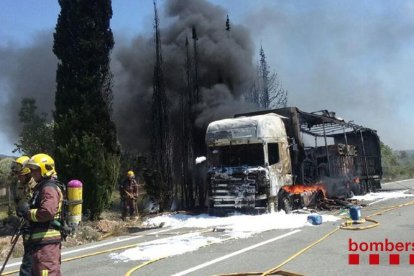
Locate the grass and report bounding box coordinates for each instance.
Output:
[0,191,145,260]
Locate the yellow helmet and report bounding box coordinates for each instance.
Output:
[11,156,31,175]
[127,170,135,177]
[25,153,56,178]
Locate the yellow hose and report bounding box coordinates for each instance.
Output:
[124,257,165,276]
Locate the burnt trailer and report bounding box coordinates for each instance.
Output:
[205,106,382,216]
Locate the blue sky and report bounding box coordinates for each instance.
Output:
[1,0,414,155]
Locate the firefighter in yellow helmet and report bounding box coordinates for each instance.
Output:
[11,156,37,205]
[17,153,63,276]
[10,156,37,276]
[119,170,139,220]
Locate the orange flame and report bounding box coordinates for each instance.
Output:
[281,184,327,198]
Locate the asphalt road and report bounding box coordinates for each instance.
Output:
[3,179,414,276]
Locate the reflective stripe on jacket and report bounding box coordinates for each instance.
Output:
[28,179,63,244]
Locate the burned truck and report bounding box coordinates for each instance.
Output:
[205,107,382,215]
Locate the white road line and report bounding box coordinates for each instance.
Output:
[4,227,175,269]
[367,199,386,206]
[382,179,414,186]
[171,229,301,276]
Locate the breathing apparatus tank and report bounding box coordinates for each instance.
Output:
[67,179,83,230]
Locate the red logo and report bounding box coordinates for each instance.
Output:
[348,238,414,265]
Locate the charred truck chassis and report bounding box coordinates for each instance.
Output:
[206,107,382,215]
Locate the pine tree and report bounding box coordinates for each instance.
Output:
[53,0,120,220]
[225,14,231,39]
[248,46,288,109]
[225,14,231,31]
[14,98,54,156]
[151,0,173,211]
[192,26,200,104]
[183,36,195,208]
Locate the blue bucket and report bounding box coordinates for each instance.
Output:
[349,206,361,221]
[307,214,322,225]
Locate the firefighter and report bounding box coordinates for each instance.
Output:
[17,153,63,276]
[119,170,139,220]
[11,156,37,205]
[10,156,37,276]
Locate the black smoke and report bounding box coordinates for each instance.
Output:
[0,0,257,154]
[0,32,57,141]
[112,0,256,152]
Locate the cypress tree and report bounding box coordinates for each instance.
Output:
[53,0,120,220]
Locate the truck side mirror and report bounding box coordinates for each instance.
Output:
[287,138,297,151]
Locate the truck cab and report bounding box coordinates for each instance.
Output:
[206,113,292,215]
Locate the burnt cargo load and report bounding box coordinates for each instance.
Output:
[205,107,382,215]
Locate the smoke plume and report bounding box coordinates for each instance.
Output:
[1,0,412,153]
[113,0,256,152]
[0,0,256,154]
[0,32,57,140]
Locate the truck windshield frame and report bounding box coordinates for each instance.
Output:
[209,143,265,167]
[268,143,280,165]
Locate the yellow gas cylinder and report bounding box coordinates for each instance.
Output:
[67,179,83,229]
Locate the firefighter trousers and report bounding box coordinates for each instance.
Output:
[32,243,61,276]
[19,241,32,276]
[122,198,137,218]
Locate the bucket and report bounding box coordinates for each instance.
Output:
[307,214,322,225]
[349,206,361,221]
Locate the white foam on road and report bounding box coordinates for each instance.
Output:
[145,212,338,238]
[109,211,338,262]
[170,230,301,276]
[109,232,220,262]
[352,189,414,205]
[109,184,414,263]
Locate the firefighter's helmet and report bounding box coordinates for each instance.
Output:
[127,170,135,178]
[25,153,56,178]
[11,156,31,175]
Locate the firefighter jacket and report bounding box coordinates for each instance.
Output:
[120,178,139,199]
[14,177,37,205]
[26,178,63,245]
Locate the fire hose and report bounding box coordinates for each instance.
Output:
[215,199,414,276]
